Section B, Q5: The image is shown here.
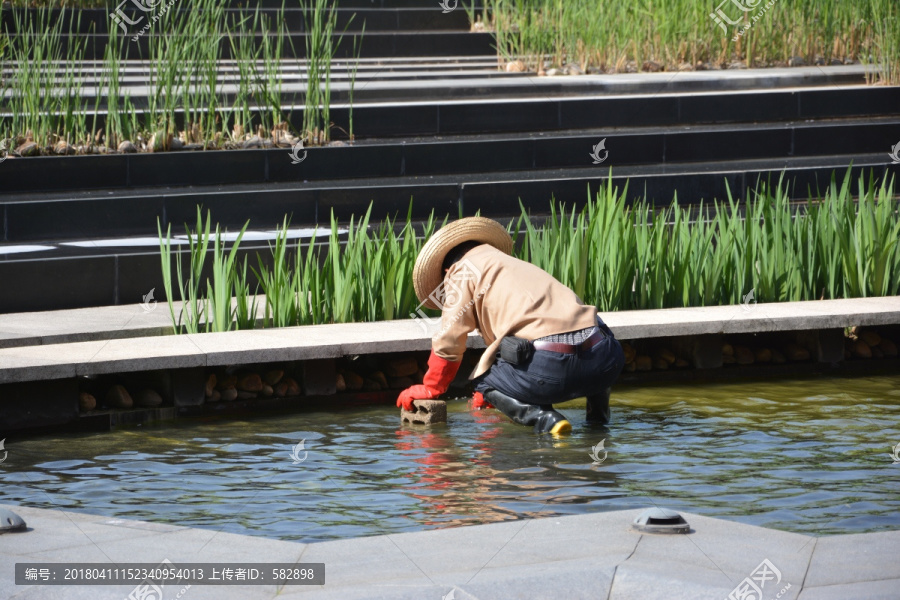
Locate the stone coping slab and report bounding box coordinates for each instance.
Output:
[2,502,898,599]
[0,299,267,349]
[0,297,898,384]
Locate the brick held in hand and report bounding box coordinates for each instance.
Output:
[401,399,447,425]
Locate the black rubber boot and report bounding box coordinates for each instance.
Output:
[484,389,572,434]
[585,387,611,425]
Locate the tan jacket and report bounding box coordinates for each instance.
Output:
[432,244,599,378]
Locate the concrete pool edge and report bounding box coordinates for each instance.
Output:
[1,296,899,372]
[1,296,898,435]
[2,502,898,600]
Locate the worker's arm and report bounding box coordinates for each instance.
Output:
[397,267,477,410]
[395,350,462,411]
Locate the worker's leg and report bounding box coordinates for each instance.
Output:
[483,388,571,435]
[571,319,624,424]
[474,353,572,434]
[585,386,611,424]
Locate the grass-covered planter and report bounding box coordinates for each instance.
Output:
[156,170,900,334]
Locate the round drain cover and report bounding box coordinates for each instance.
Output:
[632,507,689,534]
[0,508,26,533]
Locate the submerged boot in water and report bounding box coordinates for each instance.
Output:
[585,387,611,425]
[484,389,572,435]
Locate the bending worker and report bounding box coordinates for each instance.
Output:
[397,217,625,434]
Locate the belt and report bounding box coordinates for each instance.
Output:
[532,327,605,354]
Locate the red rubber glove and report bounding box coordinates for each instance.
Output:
[396,350,461,411]
[471,391,493,410]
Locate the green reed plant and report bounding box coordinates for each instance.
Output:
[234,256,260,330]
[206,218,251,333]
[225,7,260,140]
[300,0,354,145]
[516,169,899,311]
[158,208,254,334]
[483,0,900,83]
[346,23,364,141]
[100,20,125,147]
[159,170,899,333]
[253,217,300,329]
[158,210,209,334]
[1,5,89,144]
[2,0,362,150]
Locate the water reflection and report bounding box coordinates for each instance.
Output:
[0,374,898,542]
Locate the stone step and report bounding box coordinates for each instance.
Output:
[1,149,893,243]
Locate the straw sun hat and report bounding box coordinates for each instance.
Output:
[413,217,513,310]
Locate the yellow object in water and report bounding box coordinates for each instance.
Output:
[550,419,572,435]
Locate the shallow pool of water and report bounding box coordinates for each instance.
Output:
[2,374,899,542]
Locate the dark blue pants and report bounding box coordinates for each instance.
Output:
[474,318,625,407]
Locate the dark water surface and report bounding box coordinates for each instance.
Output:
[2,374,899,542]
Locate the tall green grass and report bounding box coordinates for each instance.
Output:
[484,0,900,83]
[518,170,899,311]
[158,208,257,334]
[0,0,361,149]
[1,6,91,146]
[158,170,899,333]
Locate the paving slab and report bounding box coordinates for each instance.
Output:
[0,303,175,348]
[604,296,900,339]
[277,582,475,600]
[798,578,900,600]
[0,298,267,350]
[3,503,900,600]
[0,297,898,384]
[610,559,738,600]
[76,335,209,376]
[461,557,615,600]
[804,530,900,587]
[186,327,344,365]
